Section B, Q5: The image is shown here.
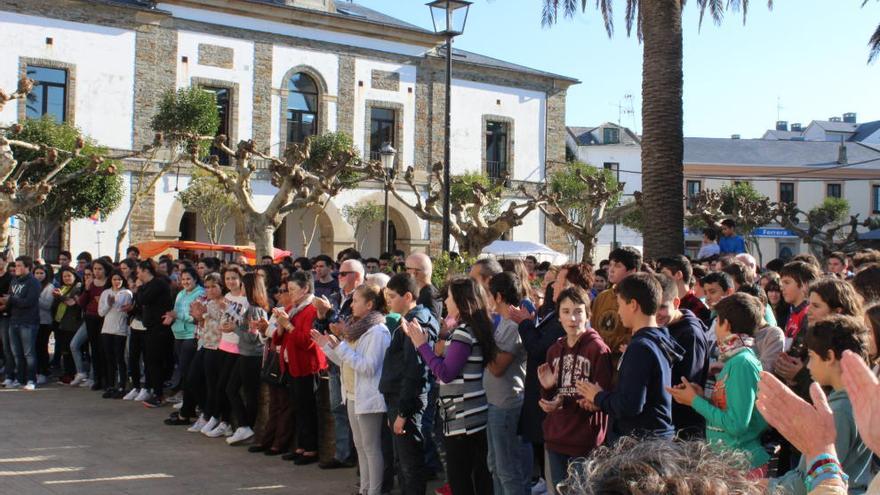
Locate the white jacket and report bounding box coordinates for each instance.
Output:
[323,323,391,415]
[98,288,132,336]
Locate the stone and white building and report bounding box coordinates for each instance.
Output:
[567,116,880,264]
[0,0,577,260]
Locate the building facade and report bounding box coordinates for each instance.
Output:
[0,0,577,260]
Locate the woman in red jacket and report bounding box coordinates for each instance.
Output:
[271,270,326,465]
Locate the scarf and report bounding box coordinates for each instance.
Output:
[289,294,314,319]
[718,333,755,362]
[53,284,76,322]
[344,310,385,342]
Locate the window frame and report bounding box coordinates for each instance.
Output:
[18,58,76,125]
[872,184,880,214]
[603,127,620,144]
[286,72,320,146]
[825,182,842,199]
[779,181,796,204]
[485,120,509,180]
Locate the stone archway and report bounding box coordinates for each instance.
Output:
[281,199,355,257]
[355,192,427,254]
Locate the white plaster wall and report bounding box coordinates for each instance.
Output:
[353,59,417,166]
[0,12,136,149]
[449,79,546,182]
[69,171,133,259]
[176,31,254,142]
[157,4,429,57]
[271,45,340,155]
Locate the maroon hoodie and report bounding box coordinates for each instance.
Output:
[541,327,613,457]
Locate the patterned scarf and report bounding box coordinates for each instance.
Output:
[718,333,755,362]
[344,310,385,342]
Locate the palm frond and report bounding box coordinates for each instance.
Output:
[624,0,635,36]
[598,0,614,36]
[869,22,880,63]
[541,0,620,37]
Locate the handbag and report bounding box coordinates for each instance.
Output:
[261,346,286,386]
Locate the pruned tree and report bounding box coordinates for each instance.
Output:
[342,201,383,252]
[523,161,638,264]
[114,87,220,260]
[775,197,874,260]
[177,168,236,244]
[370,163,538,256]
[686,183,775,259]
[13,117,123,258]
[188,131,368,260]
[0,77,126,253]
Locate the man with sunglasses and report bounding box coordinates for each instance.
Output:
[313,258,365,470]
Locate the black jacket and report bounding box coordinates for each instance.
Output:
[379,305,439,419]
[667,309,710,438]
[518,310,565,444]
[136,276,173,329]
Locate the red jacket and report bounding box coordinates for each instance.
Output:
[273,304,326,377]
[541,328,613,457]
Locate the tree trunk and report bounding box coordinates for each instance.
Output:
[251,217,276,262]
[640,0,685,259]
[579,236,595,265]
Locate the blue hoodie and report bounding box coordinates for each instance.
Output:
[595,326,684,442]
[667,309,710,438]
[8,273,42,326]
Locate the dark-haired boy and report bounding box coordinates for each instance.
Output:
[657,255,711,326]
[718,219,746,255]
[379,273,440,495]
[775,261,821,399]
[591,247,642,356]
[577,273,683,442]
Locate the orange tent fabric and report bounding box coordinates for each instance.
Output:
[134,240,291,265]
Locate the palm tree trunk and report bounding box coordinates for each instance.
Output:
[640,0,685,259]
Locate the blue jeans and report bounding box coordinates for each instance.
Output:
[487,403,531,495]
[0,317,15,381]
[70,323,89,376]
[422,377,443,475]
[328,363,352,461]
[9,323,38,384]
[547,449,584,491]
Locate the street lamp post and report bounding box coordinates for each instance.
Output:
[380,142,397,254]
[428,0,470,252]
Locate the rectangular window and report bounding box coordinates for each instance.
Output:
[202,87,230,165]
[603,127,619,144]
[25,65,68,122]
[826,183,842,199]
[779,182,795,204]
[603,162,619,171]
[686,180,702,210]
[873,185,880,214]
[486,121,509,180]
[369,108,395,161]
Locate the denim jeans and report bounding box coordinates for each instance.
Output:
[0,317,15,381]
[547,449,581,491]
[487,403,531,495]
[70,323,90,377]
[388,407,426,495]
[422,377,443,475]
[9,323,38,384]
[328,363,352,461]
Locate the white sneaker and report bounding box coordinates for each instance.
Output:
[24,381,36,391]
[173,401,183,410]
[80,379,94,389]
[36,374,47,385]
[69,373,87,387]
[9,380,22,389]
[188,416,208,433]
[205,422,231,438]
[134,389,152,402]
[531,478,548,495]
[166,392,183,404]
[226,426,254,445]
[122,388,140,400]
[200,417,219,435]
[2,378,12,388]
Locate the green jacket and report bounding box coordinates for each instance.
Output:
[692,348,769,468]
[171,286,204,340]
[769,389,872,495]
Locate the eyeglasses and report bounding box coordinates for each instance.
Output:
[339,271,355,276]
[406,266,423,273]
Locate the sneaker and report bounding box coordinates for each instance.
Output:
[226,426,254,445]
[36,374,47,385]
[205,422,231,438]
[530,478,548,495]
[80,379,94,389]
[102,389,115,399]
[166,392,183,404]
[134,389,152,402]
[8,380,22,389]
[173,401,183,410]
[69,373,87,387]
[123,388,140,400]
[200,417,219,435]
[24,381,36,391]
[2,378,12,388]
[142,396,164,408]
[188,416,208,433]
[435,484,453,495]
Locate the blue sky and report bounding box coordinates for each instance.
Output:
[357,0,880,138]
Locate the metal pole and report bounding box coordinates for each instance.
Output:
[612,164,620,249]
[441,35,452,252]
[384,172,391,253]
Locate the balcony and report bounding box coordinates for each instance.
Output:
[487,161,509,185]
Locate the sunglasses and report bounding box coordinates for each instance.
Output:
[339,271,355,276]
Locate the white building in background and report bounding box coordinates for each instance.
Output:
[1,0,576,260]
[567,115,880,264]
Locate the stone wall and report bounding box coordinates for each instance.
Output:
[197,43,234,69]
[543,87,570,255]
[370,69,399,92]
[128,171,158,245]
[252,42,273,151]
[133,22,177,149]
[336,55,356,137]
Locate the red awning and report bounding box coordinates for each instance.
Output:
[133,240,290,265]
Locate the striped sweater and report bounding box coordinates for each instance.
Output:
[417,324,488,437]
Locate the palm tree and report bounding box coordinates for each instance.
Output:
[542,0,771,259]
[867,1,880,62]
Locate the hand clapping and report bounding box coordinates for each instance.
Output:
[400,318,427,347]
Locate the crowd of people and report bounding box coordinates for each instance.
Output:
[1,240,880,495]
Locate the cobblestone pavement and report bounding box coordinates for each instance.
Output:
[0,383,359,495]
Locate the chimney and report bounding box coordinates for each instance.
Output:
[790,123,803,132]
[731,134,741,139]
[829,116,842,122]
[843,112,857,123]
[775,121,788,131]
[838,137,848,164]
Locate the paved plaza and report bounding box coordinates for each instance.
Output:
[0,383,359,495]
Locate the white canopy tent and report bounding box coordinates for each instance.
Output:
[480,240,568,265]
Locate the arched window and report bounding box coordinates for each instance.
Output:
[287,73,319,144]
